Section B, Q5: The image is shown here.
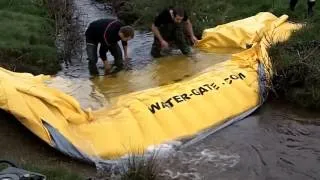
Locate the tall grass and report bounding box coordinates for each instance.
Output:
[269,20,320,109]
[45,0,85,68]
[120,152,162,180]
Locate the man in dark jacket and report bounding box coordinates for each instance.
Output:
[85,19,134,75]
[290,0,316,17]
[151,7,198,58]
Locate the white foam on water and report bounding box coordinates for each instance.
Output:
[158,149,240,179]
[181,149,240,170]
[161,170,202,180]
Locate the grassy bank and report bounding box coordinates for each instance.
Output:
[108,0,320,109]
[0,0,60,74]
[269,20,320,109]
[0,0,82,75]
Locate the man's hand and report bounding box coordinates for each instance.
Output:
[103,61,111,75]
[152,24,168,49]
[123,45,129,61]
[124,55,130,66]
[124,55,130,61]
[191,35,199,45]
[160,40,169,48]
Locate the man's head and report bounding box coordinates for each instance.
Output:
[172,7,185,23]
[119,26,135,41]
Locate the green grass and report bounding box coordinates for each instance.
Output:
[0,0,61,75]
[269,21,320,109]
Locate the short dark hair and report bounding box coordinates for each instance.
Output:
[173,7,185,17]
[120,26,134,38]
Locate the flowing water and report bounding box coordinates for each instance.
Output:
[160,102,320,180]
[0,0,319,179]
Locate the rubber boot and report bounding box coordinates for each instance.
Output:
[308,1,316,17]
[290,0,298,11]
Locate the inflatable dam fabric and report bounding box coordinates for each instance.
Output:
[0,12,301,161]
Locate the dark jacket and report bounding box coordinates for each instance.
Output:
[85,19,127,60]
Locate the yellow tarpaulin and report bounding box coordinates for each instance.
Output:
[0,12,301,161]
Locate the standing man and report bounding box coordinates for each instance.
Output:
[151,7,198,58]
[85,19,134,75]
[290,0,316,17]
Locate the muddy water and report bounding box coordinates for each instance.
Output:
[1,0,319,179]
[160,102,320,180]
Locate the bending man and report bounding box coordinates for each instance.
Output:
[151,7,198,57]
[85,19,134,75]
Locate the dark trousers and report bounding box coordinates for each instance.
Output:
[86,37,123,75]
[151,23,191,58]
[290,0,316,16]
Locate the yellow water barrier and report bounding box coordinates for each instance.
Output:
[0,12,301,161]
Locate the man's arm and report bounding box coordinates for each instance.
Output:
[152,10,165,42]
[121,41,129,63]
[151,24,164,42]
[99,44,111,73]
[151,10,169,48]
[99,44,108,61]
[123,45,128,58]
[152,24,169,48]
[185,19,198,44]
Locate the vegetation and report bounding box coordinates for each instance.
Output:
[0,0,59,74]
[120,152,162,180]
[0,0,82,75]
[269,20,320,109]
